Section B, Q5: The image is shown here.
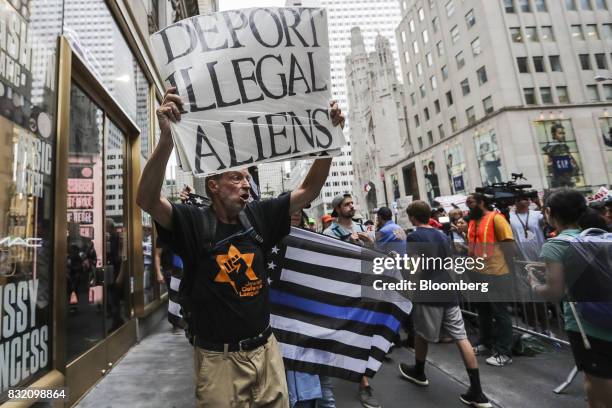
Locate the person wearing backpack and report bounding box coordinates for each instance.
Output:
[529,189,612,408]
[137,87,344,408]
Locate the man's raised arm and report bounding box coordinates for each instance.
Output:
[136,87,183,230]
[289,101,345,214]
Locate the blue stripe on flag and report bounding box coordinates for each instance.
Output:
[270,289,401,332]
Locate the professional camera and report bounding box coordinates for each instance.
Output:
[475,173,538,218]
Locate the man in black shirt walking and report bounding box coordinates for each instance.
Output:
[137,87,344,407]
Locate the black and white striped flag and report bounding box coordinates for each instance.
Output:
[268,227,412,382]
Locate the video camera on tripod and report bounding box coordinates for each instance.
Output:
[475,173,538,218]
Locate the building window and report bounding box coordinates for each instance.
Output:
[549,55,562,71]
[566,0,577,9]
[426,52,434,66]
[411,92,417,105]
[418,137,423,149]
[477,66,488,84]
[540,87,553,103]
[581,0,593,9]
[519,0,531,11]
[461,78,471,95]
[483,96,494,114]
[437,41,445,57]
[604,84,612,100]
[446,91,454,106]
[420,84,427,97]
[586,84,600,101]
[517,56,530,72]
[430,75,438,90]
[603,24,612,39]
[434,99,441,113]
[465,9,476,27]
[579,54,592,70]
[524,87,537,104]
[427,131,434,144]
[450,116,458,131]
[413,40,419,54]
[504,0,515,13]
[438,124,445,139]
[586,24,600,39]
[510,27,523,42]
[417,62,423,76]
[418,7,425,21]
[557,86,570,103]
[414,114,421,127]
[541,26,554,41]
[596,0,608,9]
[594,53,608,69]
[424,108,430,121]
[441,65,449,80]
[456,51,465,69]
[451,25,460,43]
[533,56,545,72]
[404,51,410,63]
[410,19,416,32]
[422,29,430,44]
[571,25,584,40]
[432,17,440,33]
[408,71,414,84]
[525,26,538,41]
[471,38,481,56]
[446,0,455,17]
[535,0,547,11]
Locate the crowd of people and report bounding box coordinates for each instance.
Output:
[138,88,612,408]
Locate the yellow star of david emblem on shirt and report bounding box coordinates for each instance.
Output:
[214,244,257,294]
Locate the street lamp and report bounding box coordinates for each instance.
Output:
[594,74,612,82]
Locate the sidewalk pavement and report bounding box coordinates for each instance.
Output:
[76,320,584,408]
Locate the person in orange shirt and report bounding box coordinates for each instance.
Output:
[466,193,516,367]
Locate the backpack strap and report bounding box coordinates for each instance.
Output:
[238,210,264,246]
[199,206,218,251]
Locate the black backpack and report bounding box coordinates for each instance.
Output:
[178,203,265,343]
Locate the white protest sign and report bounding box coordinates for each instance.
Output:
[150,8,344,176]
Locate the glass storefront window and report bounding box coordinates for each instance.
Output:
[599,117,612,176]
[444,144,468,195]
[533,119,585,188]
[421,157,440,205]
[0,0,62,396]
[66,84,130,361]
[474,130,503,185]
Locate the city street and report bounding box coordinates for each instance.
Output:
[76,319,584,408]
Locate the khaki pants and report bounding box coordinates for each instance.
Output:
[194,334,289,407]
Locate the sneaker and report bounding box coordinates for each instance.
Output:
[358,385,381,408]
[486,353,513,367]
[473,344,491,356]
[460,391,493,408]
[398,363,429,386]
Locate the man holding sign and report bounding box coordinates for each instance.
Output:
[138,87,343,406]
[140,9,345,406]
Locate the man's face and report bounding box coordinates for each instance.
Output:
[466,195,484,219]
[553,127,566,142]
[429,162,436,173]
[516,197,530,210]
[209,169,251,214]
[375,215,384,229]
[337,197,355,218]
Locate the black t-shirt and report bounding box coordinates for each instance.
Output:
[155,193,290,343]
